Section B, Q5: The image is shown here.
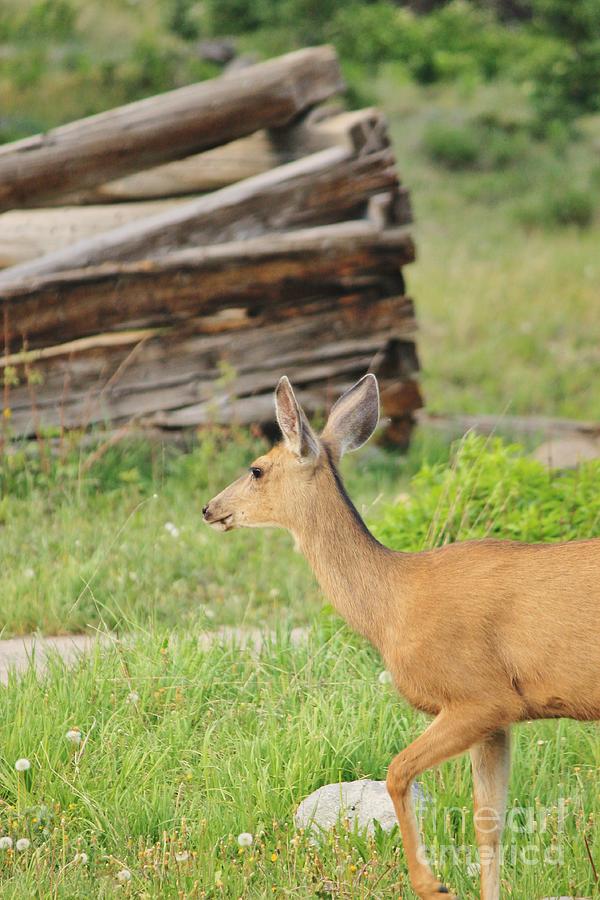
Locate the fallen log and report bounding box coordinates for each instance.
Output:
[0,46,343,212]
[0,145,398,288]
[1,222,414,349]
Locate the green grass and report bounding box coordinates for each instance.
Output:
[0,428,449,637]
[0,627,598,898]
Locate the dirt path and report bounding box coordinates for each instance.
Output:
[0,627,309,685]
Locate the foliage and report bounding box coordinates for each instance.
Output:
[374,435,600,551]
[516,183,595,229]
[0,627,598,897]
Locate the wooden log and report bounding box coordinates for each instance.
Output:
[50,108,389,205]
[2,296,416,409]
[0,46,343,213]
[1,222,415,349]
[0,145,398,288]
[2,296,419,437]
[0,199,184,268]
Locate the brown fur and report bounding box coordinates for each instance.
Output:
[203,377,600,900]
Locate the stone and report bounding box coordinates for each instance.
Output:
[294,779,427,836]
[532,435,600,469]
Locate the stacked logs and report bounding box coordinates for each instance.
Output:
[0,46,422,447]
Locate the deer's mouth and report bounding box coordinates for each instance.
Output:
[209,513,234,532]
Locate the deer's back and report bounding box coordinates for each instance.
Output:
[385,538,600,722]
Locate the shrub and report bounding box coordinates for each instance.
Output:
[422,120,482,168]
[516,184,595,228]
[372,435,600,550]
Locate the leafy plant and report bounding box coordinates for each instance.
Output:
[373,435,600,550]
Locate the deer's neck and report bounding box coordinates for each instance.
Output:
[291,452,398,650]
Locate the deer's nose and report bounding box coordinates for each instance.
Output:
[202,504,209,519]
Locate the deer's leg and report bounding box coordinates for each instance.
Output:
[386,705,503,900]
[469,728,510,900]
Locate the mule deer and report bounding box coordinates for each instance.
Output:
[203,374,600,900]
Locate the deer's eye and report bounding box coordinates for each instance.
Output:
[250,466,263,479]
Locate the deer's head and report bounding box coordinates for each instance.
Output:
[202,374,380,533]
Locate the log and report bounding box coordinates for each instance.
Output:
[1,222,415,349]
[0,46,344,212]
[51,108,388,205]
[0,145,398,288]
[0,199,184,268]
[0,109,409,268]
[1,297,419,437]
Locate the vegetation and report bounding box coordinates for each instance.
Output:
[1,3,599,896]
[0,625,599,898]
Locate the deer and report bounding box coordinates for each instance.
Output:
[202,373,600,900]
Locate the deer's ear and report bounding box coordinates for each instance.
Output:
[321,373,379,460]
[274,376,320,460]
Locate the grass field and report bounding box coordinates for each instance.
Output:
[0,628,599,898]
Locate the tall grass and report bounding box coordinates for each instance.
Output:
[0,627,598,898]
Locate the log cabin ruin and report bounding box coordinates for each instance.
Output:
[0,46,422,448]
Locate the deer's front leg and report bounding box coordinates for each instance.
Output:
[470,728,510,900]
[387,705,504,900]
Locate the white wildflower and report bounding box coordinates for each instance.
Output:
[15,758,31,771]
[74,851,89,864]
[164,521,180,538]
[378,670,393,686]
[127,691,140,705]
[0,836,13,850]
[116,868,132,882]
[66,729,82,745]
[237,832,253,847]
[16,838,30,852]
[175,850,189,862]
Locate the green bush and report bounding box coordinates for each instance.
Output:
[516,183,596,228]
[422,120,482,168]
[372,435,600,550]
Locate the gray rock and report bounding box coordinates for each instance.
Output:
[294,779,427,836]
[532,435,600,469]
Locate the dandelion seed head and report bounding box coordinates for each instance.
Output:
[237,832,253,847]
[175,850,189,862]
[66,729,82,744]
[0,836,13,850]
[116,868,132,882]
[23,567,35,579]
[74,851,88,864]
[15,758,31,771]
[127,691,140,705]
[164,521,180,538]
[378,670,393,686]
[16,838,30,851]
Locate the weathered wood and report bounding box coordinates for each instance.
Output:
[0,46,344,212]
[0,199,184,268]
[51,108,389,205]
[0,110,409,268]
[55,132,279,205]
[2,297,416,408]
[0,145,398,288]
[2,297,418,436]
[1,223,415,349]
